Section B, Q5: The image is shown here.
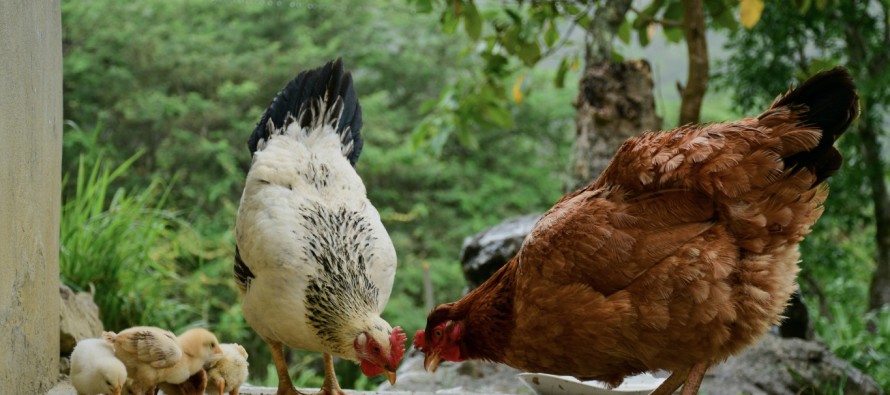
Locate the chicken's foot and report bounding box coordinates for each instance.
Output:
[267,339,306,395]
[316,353,347,395]
[648,362,709,395]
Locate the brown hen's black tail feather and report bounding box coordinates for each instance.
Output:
[766,67,859,185]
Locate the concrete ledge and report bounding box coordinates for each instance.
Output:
[46,379,504,395]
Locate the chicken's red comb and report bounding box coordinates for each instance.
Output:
[413,329,426,351]
[390,326,408,366]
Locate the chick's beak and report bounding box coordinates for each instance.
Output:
[112,387,122,395]
[214,345,223,354]
[423,351,442,372]
[385,370,397,385]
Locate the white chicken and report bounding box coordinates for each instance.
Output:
[103,326,222,395]
[70,338,127,395]
[234,58,406,395]
[205,343,249,395]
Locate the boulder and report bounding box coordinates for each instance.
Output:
[386,335,881,395]
[378,351,523,394]
[701,333,882,395]
[460,214,540,289]
[59,283,104,354]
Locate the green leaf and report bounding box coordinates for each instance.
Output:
[555,57,569,88]
[637,24,651,46]
[413,0,433,13]
[442,7,459,34]
[617,18,632,44]
[464,1,483,41]
[483,104,513,128]
[663,0,684,23]
[576,13,592,30]
[517,40,542,66]
[502,25,521,52]
[544,21,559,47]
[664,26,684,42]
[456,128,479,149]
[504,8,522,24]
[712,5,739,31]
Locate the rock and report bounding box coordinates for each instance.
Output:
[460,214,541,289]
[702,333,882,394]
[59,283,104,355]
[59,356,70,376]
[378,351,524,394]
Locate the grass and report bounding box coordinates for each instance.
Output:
[60,151,188,330]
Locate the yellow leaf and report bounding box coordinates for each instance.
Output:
[512,74,525,104]
[740,0,765,29]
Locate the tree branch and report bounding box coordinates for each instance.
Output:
[539,2,595,59]
[629,6,683,28]
[679,0,708,125]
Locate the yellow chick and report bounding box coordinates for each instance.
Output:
[103,327,222,395]
[205,343,248,395]
[71,338,127,395]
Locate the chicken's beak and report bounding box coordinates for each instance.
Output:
[423,351,442,372]
[214,345,223,354]
[384,370,397,385]
[112,387,122,395]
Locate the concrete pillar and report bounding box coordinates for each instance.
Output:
[0,1,63,393]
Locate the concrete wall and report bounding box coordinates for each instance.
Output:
[0,1,63,393]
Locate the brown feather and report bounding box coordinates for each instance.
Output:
[424,67,858,387]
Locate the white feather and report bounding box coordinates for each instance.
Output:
[71,338,127,395]
[236,122,397,360]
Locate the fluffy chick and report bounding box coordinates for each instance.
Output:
[205,344,249,395]
[71,338,127,395]
[104,327,222,395]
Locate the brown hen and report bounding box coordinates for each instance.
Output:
[415,68,859,395]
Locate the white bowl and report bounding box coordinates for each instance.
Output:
[517,372,665,395]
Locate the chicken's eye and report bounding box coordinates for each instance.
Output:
[106,380,111,386]
[433,329,442,338]
[373,346,381,353]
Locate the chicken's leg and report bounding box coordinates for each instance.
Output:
[649,368,688,395]
[317,353,347,395]
[679,362,709,395]
[267,339,304,395]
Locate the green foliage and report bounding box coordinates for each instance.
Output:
[717,1,890,390]
[60,0,887,391]
[60,125,191,330]
[61,0,575,388]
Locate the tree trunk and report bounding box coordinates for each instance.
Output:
[570,61,662,190]
[583,0,633,65]
[679,0,708,125]
[859,119,890,311]
[570,0,661,190]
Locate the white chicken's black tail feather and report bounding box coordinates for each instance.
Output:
[248,58,364,167]
[763,67,859,185]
